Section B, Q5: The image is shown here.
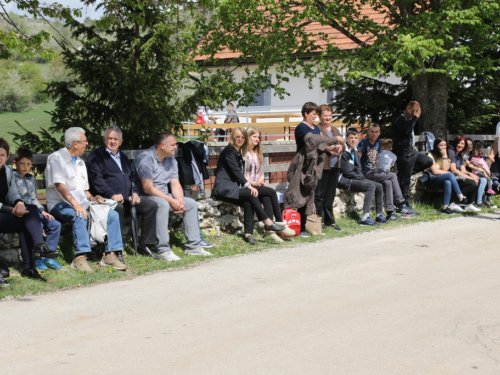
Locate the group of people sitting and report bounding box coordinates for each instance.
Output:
[0,100,496,284]
[284,101,497,236]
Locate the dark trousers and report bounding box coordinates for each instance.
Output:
[314,168,339,225]
[216,189,269,235]
[115,199,158,246]
[395,151,433,203]
[457,179,478,203]
[348,179,384,215]
[255,186,282,221]
[0,204,43,269]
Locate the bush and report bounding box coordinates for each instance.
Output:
[0,71,32,113]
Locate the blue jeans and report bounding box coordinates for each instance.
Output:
[425,173,462,206]
[40,213,62,251]
[477,177,487,203]
[50,202,123,255]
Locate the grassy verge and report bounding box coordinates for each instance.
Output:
[1,199,498,300]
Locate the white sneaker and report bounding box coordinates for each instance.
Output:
[154,251,181,262]
[449,202,465,213]
[186,247,212,256]
[465,204,481,212]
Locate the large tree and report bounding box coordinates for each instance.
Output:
[11,0,245,149]
[200,0,500,136]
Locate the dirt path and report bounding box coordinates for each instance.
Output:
[1,213,500,374]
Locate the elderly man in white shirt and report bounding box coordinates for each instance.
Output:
[46,127,126,273]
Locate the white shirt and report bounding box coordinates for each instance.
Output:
[45,148,90,212]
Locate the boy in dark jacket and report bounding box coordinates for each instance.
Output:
[338,130,385,226]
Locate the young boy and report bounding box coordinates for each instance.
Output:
[378,139,397,172]
[337,129,385,226]
[14,148,62,268]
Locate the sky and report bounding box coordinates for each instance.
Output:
[3,0,104,19]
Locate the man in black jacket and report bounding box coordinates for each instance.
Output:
[337,129,385,226]
[87,125,158,258]
[392,101,433,211]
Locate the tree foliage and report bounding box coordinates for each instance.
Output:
[200,0,500,136]
[26,0,244,149]
[0,0,81,60]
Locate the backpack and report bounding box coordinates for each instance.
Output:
[176,146,195,187]
[282,209,301,237]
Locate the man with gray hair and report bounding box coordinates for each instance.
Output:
[45,127,126,273]
[87,125,158,258]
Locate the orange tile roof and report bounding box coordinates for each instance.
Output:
[196,3,388,62]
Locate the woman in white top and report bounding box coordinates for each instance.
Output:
[244,127,295,242]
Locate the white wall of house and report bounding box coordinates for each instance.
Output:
[208,63,402,113]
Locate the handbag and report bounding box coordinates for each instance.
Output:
[418,171,437,184]
[305,207,323,235]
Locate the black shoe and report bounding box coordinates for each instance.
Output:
[458,197,468,207]
[137,245,155,257]
[442,207,455,215]
[21,268,47,282]
[244,235,257,245]
[330,223,341,231]
[33,244,60,259]
[264,222,286,232]
[116,251,125,264]
[0,256,9,278]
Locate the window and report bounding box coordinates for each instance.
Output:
[249,77,272,107]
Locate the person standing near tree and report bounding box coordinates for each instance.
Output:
[391,101,433,214]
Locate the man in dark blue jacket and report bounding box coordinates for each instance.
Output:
[87,125,158,259]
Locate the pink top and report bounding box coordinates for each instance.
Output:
[245,152,264,182]
[470,156,491,176]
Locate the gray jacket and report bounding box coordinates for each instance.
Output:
[0,165,23,212]
[13,171,45,212]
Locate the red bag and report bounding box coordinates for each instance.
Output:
[281,209,301,237]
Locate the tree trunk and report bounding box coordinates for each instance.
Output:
[410,73,449,138]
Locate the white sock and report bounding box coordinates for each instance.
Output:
[362,213,370,220]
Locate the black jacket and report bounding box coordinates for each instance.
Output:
[391,110,419,157]
[212,145,247,200]
[340,147,365,180]
[87,146,137,199]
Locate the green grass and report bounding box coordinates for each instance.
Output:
[0,102,56,146]
[2,198,498,300]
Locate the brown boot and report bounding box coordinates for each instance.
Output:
[100,252,127,271]
[71,255,95,274]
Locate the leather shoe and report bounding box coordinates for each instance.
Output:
[330,223,341,231]
[33,244,60,259]
[137,245,154,257]
[21,268,47,282]
[263,222,286,232]
[244,235,257,245]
